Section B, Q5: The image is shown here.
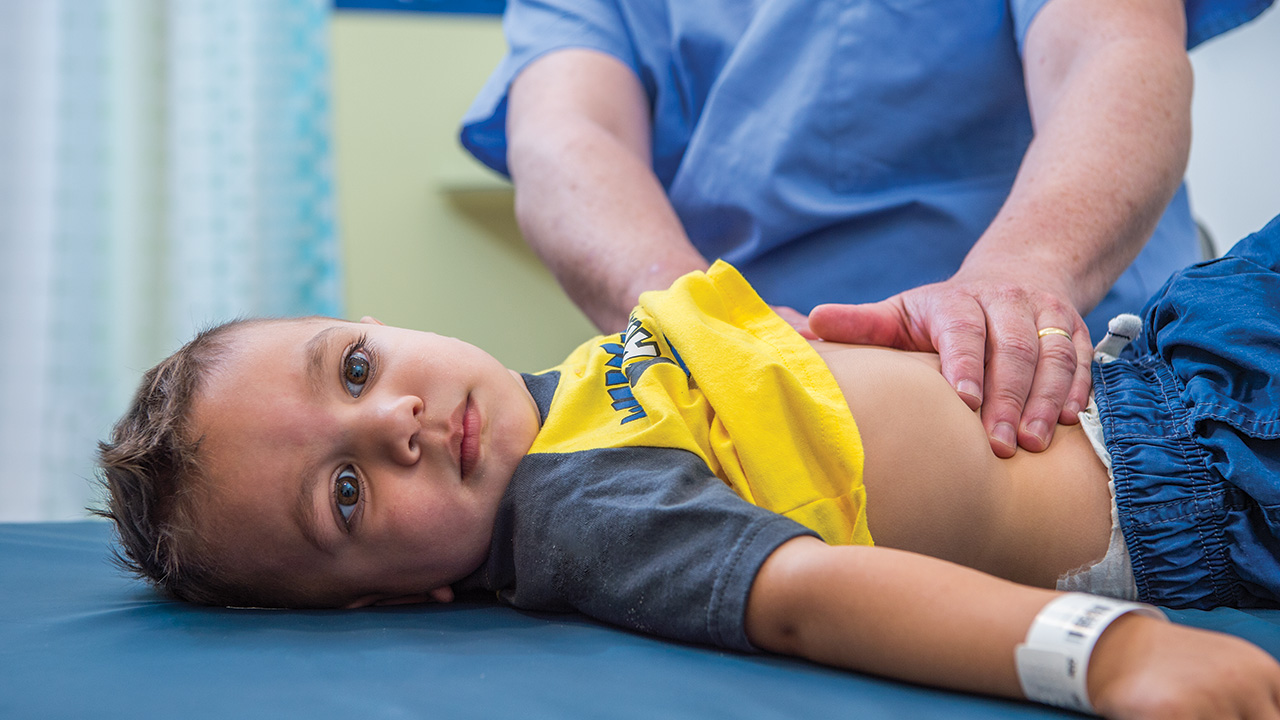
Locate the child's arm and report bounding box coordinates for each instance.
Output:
[747,537,1280,718]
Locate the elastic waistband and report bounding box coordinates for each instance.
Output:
[1092,356,1238,608]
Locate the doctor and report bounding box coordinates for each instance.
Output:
[461,0,1272,457]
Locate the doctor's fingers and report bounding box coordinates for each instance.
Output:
[967,288,1083,457]
[1010,313,1092,453]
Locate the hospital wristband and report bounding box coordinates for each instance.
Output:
[1015,593,1168,714]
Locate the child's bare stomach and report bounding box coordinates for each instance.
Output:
[810,341,1115,588]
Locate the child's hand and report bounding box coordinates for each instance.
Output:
[1088,614,1280,719]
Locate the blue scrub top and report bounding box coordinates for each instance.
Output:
[461,0,1273,338]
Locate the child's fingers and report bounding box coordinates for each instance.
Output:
[1091,620,1280,720]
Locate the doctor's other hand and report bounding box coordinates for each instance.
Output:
[808,276,1093,458]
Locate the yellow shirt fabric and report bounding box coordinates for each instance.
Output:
[531,261,870,546]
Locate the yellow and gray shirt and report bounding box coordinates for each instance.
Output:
[460,261,868,651]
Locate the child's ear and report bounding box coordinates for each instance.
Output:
[359,316,384,326]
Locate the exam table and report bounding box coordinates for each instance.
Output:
[5,521,1279,718]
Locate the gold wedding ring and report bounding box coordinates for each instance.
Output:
[1037,327,1072,340]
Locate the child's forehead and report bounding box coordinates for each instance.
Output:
[216,317,358,367]
[231,316,346,345]
[194,319,340,435]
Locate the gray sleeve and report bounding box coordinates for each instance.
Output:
[464,446,816,652]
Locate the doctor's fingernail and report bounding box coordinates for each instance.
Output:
[957,380,982,402]
[993,422,1016,450]
[1025,419,1050,446]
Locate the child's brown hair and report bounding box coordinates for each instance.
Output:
[94,319,260,606]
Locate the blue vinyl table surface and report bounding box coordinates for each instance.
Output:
[4,521,1279,719]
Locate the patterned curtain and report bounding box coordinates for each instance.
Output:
[0,0,342,520]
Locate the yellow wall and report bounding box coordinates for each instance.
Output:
[331,12,596,372]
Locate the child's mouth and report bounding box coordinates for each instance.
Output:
[459,395,480,479]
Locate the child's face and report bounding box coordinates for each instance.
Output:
[189,317,541,607]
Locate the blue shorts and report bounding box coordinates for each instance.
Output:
[1093,213,1280,609]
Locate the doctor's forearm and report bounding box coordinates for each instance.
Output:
[509,120,708,332]
[506,50,709,332]
[963,0,1192,315]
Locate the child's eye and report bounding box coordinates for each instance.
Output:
[334,466,361,527]
[342,338,374,398]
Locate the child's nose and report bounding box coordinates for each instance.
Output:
[368,394,423,466]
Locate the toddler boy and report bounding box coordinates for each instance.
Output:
[97,217,1280,718]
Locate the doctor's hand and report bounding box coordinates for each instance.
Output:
[808,275,1093,458]
[773,305,817,340]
